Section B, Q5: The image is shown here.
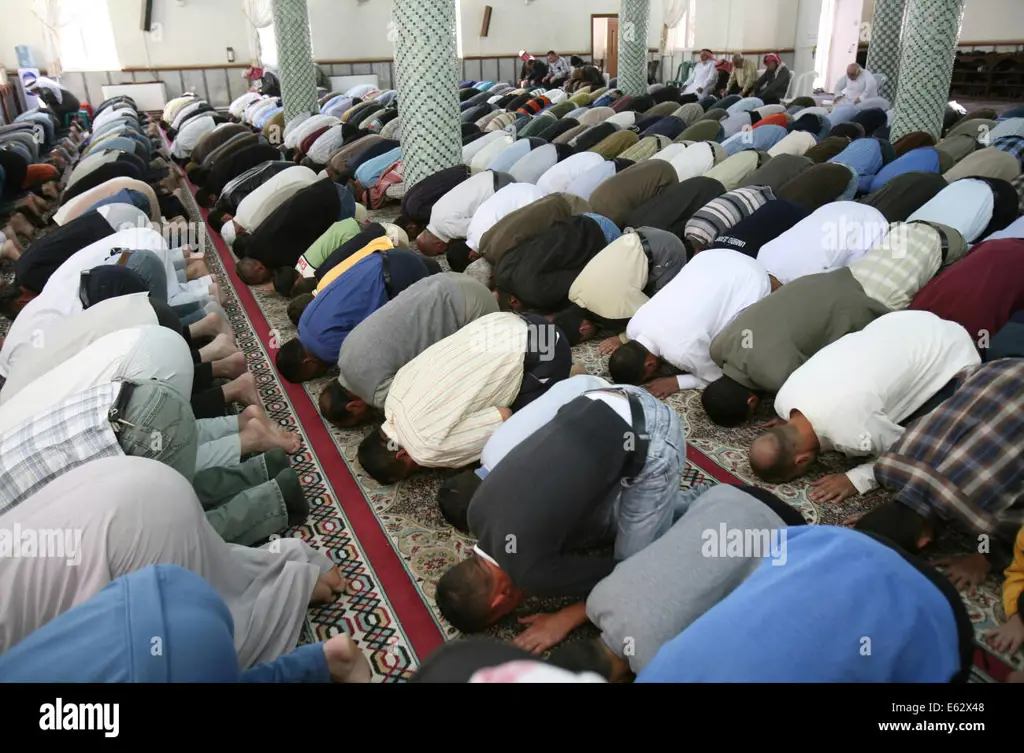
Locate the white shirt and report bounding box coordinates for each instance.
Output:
[282,112,311,142]
[470,135,515,173]
[774,310,981,494]
[171,115,216,159]
[381,312,528,468]
[0,326,194,436]
[427,170,500,243]
[463,131,508,166]
[768,130,817,157]
[605,112,637,129]
[0,228,169,378]
[566,161,617,201]
[307,125,345,166]
[842,69,879,103]
[0,294,156,405]
[626,249,772,390]
[757,202,888,284]
[285,115,340,150]
[466,183,549,251]
[170,100,206,132]
[652,143,688,163]
[228,92,261,119]
[536,152,606,195]
[234,166,318,232]
[584,391,632,424]
[683,59,718,96]
[670,142,719,182]
[510,143,560,184]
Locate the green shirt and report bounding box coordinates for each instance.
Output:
[300,218,362,271]
[709,267,891,392]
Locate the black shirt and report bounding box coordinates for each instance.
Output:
[246,177,341,269]
[15,211,114,293]
[467,395,631,598]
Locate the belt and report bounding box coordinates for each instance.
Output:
[107,380,137,434]
[910,221,951,264]
[623,390,650,482]
[78,271,92,309]
[637,230,653,265]
[380,249,393,297]
[590,387,650,482]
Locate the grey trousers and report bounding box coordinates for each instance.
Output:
[114,380,290,545]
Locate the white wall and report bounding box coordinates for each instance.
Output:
[308,0,394,60]
[692,0,800,50]
[458,0,663,58]
[0,1,47,70]
[593,17,610,60]
[958,0,1024,41]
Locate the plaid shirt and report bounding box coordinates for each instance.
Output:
[0,381,124,517]
[992,135,1024,168]
[874,359,1024,541]
[1012,175,1024,215]
[848,221,965,311]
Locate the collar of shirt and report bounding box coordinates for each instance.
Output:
[473,545,499,567]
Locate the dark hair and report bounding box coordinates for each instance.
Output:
[608,341,651,385]
[318,381,363,427]
[274,338,310,383]
[551,305,589,346]
[208,208,229,229]
[547,50,558,56]
[231,232,251,258]
[437,472,482,533]
[236,257,270,285]
[570,56,585,67]
[702,376,756,427]
[748,427,798,484]
[0,285,23,321]
[435,558,496,633]
[291,277,318,298]
[495,289,516,312]
[273,266,300,297]
[853,503,928,553]
[286,294,314,325]
[422,257,442,276]
[357,429,407,485]
[446,241,473,272]
[547,640,615,679]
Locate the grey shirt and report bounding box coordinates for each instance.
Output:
[585,485,791,673]
[337,272,499,408]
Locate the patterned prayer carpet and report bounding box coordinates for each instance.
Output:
[165,149,1023,681]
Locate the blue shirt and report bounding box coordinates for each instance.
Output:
[86,188,151,214]
[299,252,389,363]
[0,565,330,682]
[488,139,533,173]
[582,213,621,244]
[868,147,940,193]
[636,526,963,683]
[354,147,402,188]
[829,138,884,193]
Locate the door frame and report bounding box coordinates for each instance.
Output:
[591,12,618,61]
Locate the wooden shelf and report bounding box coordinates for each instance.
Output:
[949,52,1024,100]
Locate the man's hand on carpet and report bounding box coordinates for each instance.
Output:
[323,634,373,683]
[598,335,623,356]
[841,512,865,528]
[761,417,786,429]
[645,377,680,399]
[514,608,584,654]
[807,473,857,504]
[986,613,1024,656]
[931,553,990,595]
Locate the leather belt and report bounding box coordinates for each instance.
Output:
[589,387,650,483]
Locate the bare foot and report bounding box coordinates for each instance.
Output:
[310,567,348,604]
[569,363,588,377]
[198,332,238,362]
[226,371,260,407]
[323,634,373,683]
[9,213,35,240]
[194,310,235,341]
[1,237,23,262]
[209,281,226,305]
[186,259,210,281]
[239,404,266,430]
[238,415,302,455]
[211,351,247,379]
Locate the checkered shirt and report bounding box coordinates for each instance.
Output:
[992,136,1024,168]
[0,381,123,517]
[848,221,962,310]
[874,358,1024,540]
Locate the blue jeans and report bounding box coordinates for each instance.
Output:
[571,386,702,560]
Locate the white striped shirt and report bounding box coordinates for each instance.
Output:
[381,313,527,468]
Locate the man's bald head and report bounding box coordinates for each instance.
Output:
[847,63,861,79]
[748,425,803,483]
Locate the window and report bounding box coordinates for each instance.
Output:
[257,25,278,68]
[47,0,121,71]
[665,0,696,52]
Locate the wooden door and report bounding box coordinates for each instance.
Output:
[606,18,619,78]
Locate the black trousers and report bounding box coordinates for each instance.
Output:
[149,298,227,418]
[511,315,573,412]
